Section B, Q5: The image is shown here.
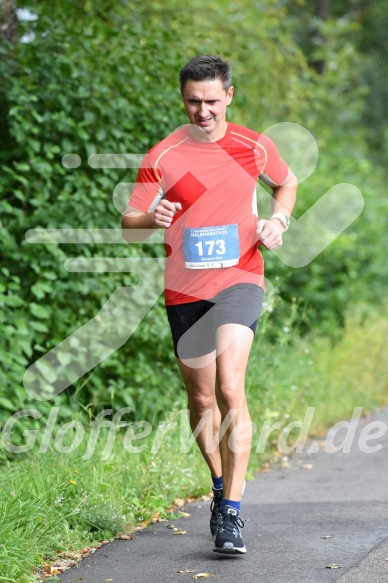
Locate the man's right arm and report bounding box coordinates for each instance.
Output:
[121,201,182,243]
[121,204,157,229]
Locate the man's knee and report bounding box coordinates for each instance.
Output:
[216,381,246,410]
[187,390,217,415]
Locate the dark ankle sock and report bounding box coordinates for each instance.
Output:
[212,475,223,490]
[220,499,241,512]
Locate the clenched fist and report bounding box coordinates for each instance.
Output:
[154,200,182,229]
[256,218,285,250]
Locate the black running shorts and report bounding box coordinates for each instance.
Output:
[166,283,264,359]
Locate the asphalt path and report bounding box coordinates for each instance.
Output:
[58,408,388,583]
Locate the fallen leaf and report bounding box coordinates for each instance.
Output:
[116,534,133,540]
[326,563,342,569]
[178,511,191,518]
[42,559,77,578]
[302,464,313,470]
[174,498,185,507]
[384,558,388,562]
[321,535,334,539]
[177,569,196,573]
[173,530,188,535]
[193,574,211,579]
[166,524,175,529]
[106,579,114,581]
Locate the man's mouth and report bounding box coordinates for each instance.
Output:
[197,118,212,124]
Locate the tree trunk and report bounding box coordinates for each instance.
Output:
[313,0,331,74]
[316,0,330,21]
[0,0,17,44]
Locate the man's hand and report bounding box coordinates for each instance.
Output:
[154,200,182,228]
[256,218,285,250]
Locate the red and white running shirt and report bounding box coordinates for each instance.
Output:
[127,122,289,305]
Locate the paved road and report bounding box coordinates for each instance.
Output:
[59,409,388,583]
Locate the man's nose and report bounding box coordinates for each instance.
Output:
[198,102,209,117]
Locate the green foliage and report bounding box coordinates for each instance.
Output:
[0,0,323,432]
[0,415,209,583]
[247,304,388,442]
[0,0,186,432]
[286,0,388,160]
[1,304,388,582]
[1,1,387,580]
[0,0,387,441]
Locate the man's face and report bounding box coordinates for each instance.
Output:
[181,78,234,140]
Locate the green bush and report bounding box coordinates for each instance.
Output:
[1,0,387,441]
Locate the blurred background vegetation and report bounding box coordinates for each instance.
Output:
[1,1,388,580]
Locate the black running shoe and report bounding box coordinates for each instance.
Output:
[213,506,246,554]
[210,487,223,536]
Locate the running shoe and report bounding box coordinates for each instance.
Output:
[213,505,246,554]
[210,487,223,536]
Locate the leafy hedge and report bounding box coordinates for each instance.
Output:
[0,1,187,431]
[1,0,387,443]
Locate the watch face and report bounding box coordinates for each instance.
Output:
[272,213,290,229]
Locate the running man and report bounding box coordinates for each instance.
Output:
[122,55,297,554]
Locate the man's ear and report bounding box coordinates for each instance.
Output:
[226,85,234,105]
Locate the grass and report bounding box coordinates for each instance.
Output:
[1,304,388,582]
[246,303,388,441]
[0,423,209,583]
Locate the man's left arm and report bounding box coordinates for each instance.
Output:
[257,168,297,250]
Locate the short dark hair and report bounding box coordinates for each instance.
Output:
[179,55,232,92]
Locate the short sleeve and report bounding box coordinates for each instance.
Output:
[257,134,289,187]
[126,152,164,213]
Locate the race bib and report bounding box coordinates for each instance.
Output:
[183,224,240,269]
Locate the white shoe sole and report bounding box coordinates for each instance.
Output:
[213,543,247,554]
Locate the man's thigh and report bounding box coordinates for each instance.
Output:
[166,298,216,359]
[166,284,264,362]
[212,283,264,333]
